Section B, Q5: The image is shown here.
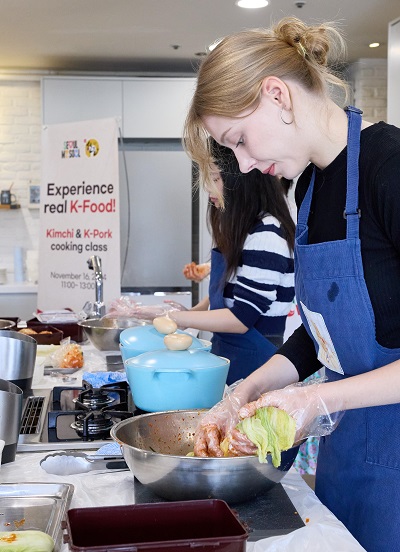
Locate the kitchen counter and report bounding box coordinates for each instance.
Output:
[0,453,366,552]
[3,344,366,551]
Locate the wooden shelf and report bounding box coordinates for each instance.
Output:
[0,204,21,209]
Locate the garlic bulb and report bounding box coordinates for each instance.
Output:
[164,333,193,351]
[153,316,178,335]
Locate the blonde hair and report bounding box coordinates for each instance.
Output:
[183,17,349,177]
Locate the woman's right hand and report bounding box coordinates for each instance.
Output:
[193,386,256,457]
[183,262,211,283]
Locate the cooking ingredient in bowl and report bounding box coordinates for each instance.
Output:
[18,328,37,335]
[153,316,178,335]
[59,343,84,368]
[164,333,193,350]
[222,407,296,467]
[0,530,54,551]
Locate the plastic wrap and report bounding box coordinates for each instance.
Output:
[47,338,84,369]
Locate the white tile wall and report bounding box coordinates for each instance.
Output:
[347,58,388,122]
[0,79,41,283]
[0,61,389,283]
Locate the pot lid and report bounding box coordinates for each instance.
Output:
[125,348,229,370]
[120,325,205,351]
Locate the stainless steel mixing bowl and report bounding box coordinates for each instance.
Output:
[78,318,147,351]
[111,409,299,504]
[0,319,15,330]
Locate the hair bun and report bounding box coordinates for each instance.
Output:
[274,16,345,67]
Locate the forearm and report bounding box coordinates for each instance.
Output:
[320,359,400,413]
[231,354,299,405]
[170,307,248,333]
[191,296,210,311]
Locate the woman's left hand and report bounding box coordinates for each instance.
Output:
[163,300,188,311]
[238,381,342,444]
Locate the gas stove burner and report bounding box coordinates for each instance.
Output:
[71,411,115,440]
[47,380,134,443]
[73,389,115,410]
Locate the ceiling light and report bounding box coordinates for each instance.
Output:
[208,39,223,52]
[369,42,380,48]
[236,0,269,8]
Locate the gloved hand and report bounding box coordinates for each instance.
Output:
[130,303,183,323]
[193,381,256,457]
[163,300,188,312]
[238,379,344,444]
[183,262,211,283]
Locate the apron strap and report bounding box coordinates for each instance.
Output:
[344,106,363,240]
[297,167,316,227]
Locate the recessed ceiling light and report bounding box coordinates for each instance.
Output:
[236,0,269,8]
[208,39,223,52]
[369,42,380,48]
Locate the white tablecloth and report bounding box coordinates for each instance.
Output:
[0,452,366,552]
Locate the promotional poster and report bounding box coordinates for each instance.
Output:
[38,118,121,312]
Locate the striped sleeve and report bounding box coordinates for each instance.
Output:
[228,215,295,328]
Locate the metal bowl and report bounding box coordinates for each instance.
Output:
[78,318,147,351]
[0,319,15,330]
[111,409,299,504]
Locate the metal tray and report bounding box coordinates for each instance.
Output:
[0,482,74,551]
[44,366,82,375]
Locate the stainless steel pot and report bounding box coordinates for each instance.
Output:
[0,378,23,464]
[111,409,299,504]
[78,318,146,351]
[0,330,37,397]
[0,319,15,330]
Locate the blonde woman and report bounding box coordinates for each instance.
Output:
[183,16,400,552]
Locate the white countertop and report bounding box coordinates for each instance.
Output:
[0,455,366,552]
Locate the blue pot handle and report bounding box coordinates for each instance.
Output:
[153,368,194,380]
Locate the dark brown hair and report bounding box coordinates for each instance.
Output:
[208,140,295,281]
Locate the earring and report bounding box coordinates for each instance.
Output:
[280,107,294,125]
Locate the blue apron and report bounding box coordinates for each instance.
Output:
[295,106,400,551]
[209,248,277,386]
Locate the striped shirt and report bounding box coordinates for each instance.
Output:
[223,214,295,336]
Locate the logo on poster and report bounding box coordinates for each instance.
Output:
[85,139,100,157]
[61,140,80,159]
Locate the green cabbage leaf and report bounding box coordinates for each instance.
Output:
[0,530,54,551]
[237,406,296,467]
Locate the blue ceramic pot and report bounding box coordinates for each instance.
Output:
[119,325,210,363]
[124,348,229,412]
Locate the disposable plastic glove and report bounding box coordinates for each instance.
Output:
[163,300,188,312]
[130,303,183,323]
[238,379,344,445]
[193,381,257,457]
[183,262,211,283]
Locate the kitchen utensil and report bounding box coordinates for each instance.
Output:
[78,317,146,351]
[63,499,247,552]
[40,451,128,475]
[0,378,23,464]
[0,190,17,205]
[0,483,73,552]
[124,349,229,411]
[0,329,37,396]
[0,319,14,330]
[111,409,300,504]
[119,324,210,362]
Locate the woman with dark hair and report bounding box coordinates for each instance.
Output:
[166,139,295,385]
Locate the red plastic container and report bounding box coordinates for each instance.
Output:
[19,324,64,345]
[27,318,84,343]
[63,499,248,551]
